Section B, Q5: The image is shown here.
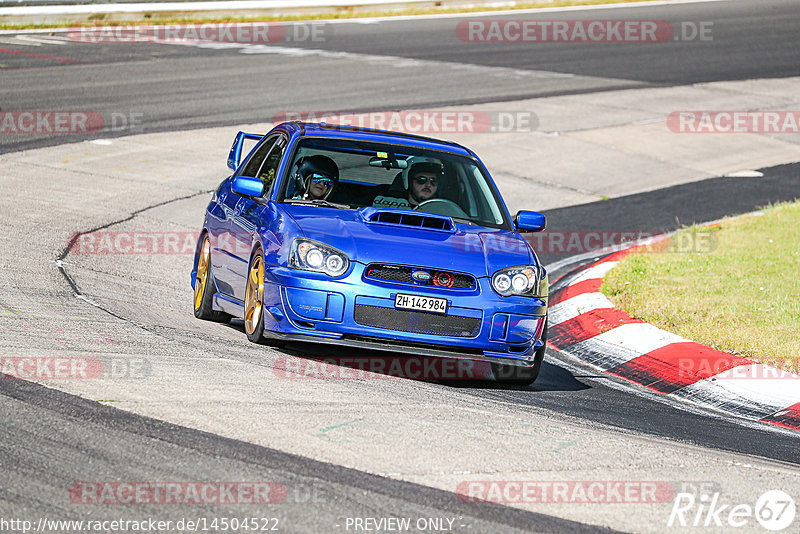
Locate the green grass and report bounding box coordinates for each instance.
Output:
[602,201,800,372]
[1,0,663,31]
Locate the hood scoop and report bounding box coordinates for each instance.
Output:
[358,207,455,232]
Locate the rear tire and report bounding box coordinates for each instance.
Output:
[492,320,548,386]
[193,235,231,323]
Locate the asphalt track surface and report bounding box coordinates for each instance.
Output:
[2,1,800,532]
[2,0,800,153]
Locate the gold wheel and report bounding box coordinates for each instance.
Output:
[245,254,264,335]
[194,237,211,312]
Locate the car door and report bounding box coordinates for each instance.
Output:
[212,134,282,297]
[206,178,236,296]
[228,134,288,301]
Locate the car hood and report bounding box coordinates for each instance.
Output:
[281,205,535,276]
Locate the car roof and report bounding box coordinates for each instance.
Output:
[276,121,475,157]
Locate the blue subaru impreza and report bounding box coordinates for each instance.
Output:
[192,122,548,384]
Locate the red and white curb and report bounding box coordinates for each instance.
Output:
[548,246,800,433]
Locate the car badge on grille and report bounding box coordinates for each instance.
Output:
[432,271,455,287]
[412,270,431,282]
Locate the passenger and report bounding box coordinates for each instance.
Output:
[291,155,339,200]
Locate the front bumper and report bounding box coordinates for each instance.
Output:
[257,263,546,366]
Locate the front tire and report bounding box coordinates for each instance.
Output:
[194,235,230,323]
[244,252,267,343]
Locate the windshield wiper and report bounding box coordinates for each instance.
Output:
[284,199,350,209]
[452,217,477,226]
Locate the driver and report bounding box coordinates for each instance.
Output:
[372,157,444,209]
[406,161,441,207]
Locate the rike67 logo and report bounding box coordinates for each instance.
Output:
[668,490,796,531]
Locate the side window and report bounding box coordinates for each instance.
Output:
[240,135,279,179]
[255,138,286,195]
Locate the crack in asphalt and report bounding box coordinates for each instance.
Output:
[49,188,242,374]
[55,188,213,314]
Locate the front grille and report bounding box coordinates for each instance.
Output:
[354,304,480,337]
[364,264,475,290]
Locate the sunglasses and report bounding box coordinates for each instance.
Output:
[413,176,438,185]
[310,174,333,187]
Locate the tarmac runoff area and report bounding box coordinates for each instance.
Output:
[1,76,800,532]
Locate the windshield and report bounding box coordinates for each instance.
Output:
[279,137,511,229]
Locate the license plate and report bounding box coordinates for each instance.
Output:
[394,293,448,314]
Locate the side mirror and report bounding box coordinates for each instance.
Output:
[231,176,264,198]
[515,211,546,232]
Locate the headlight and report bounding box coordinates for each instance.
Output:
[491,265,539,297]
[289,238,349,277]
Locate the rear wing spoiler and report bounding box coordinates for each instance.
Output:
[227,132,264,171]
